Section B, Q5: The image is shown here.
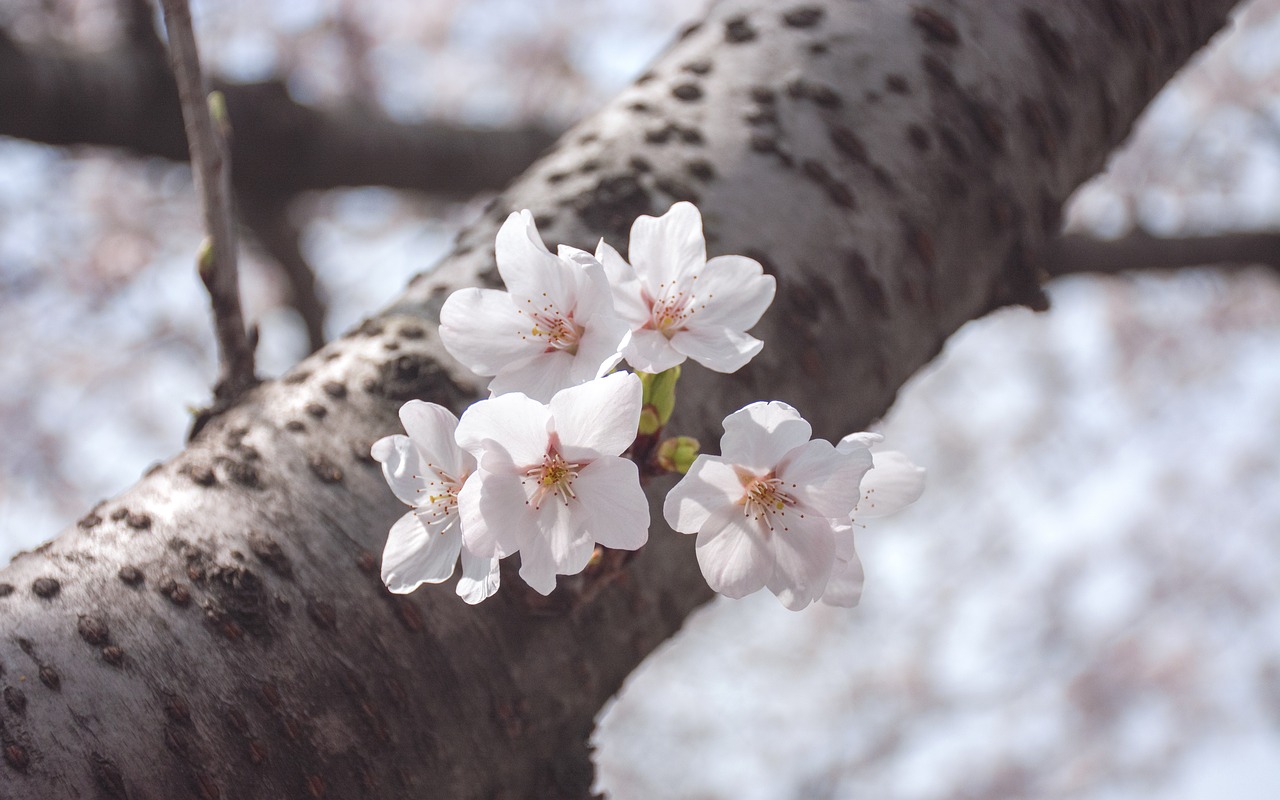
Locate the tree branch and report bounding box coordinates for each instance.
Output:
[1044,230,1280,277]
[239,192,329,353]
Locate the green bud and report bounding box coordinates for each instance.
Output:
[638,365,681,430]
[207,91,231,139]
[656,436,699,474]
[638,406,662,436]
[197,237,215,287]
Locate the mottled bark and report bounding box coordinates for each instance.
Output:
[0,1,1240,797]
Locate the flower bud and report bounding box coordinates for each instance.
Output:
[656,436,699,474]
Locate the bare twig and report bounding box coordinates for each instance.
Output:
[158,0,258,423]
[1044,230,1280,277]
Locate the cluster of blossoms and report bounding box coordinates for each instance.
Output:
[373,202,923,610]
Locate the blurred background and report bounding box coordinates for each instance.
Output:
[2,1,1279,797]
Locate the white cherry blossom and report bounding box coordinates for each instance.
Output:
[663,401,872,610]
[440,210,630,402]
[596,202,775,374]
[454,371,649,595]
[371,401,499,604]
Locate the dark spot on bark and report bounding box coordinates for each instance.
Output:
[936,126,968,164]
[652,176,700,204]
[679,126,705,145]
[1023,9,1074,74]
[160,579,192,607]
[126,511,151,530]
[165,693,193,725]
[206,565,270,637]
[905,223,937,268]
[32,577,60,599]
[678,20,702,39]
[223,458,262,489]
[248,739,268,765]
[644,126,672,145]
[357,551,378,575]
[911,6,960,45]
[1098,0,1136,40]
[110,508,129,522]
[285,420,306,433]
[682,59,712,75]
[91,753,128,798]
[885,74,910,94]
[578,159,601,175]
[394,597,424,632]
[181,463,218,486]
[686,160,716,181]
[164,723,191,758]
[5,743,30,772]
[369,353,465,405]
[259,681,283,710]
[305,403,328,420]
[546,171,570,184]
[307,599,337,631]
[1020,97,1056,158]
[802,160,856,208]
[672,83,703,102]
[746,108,778,126]
[144,461,164,478]
[308,454,343,484]
[4,686,26,714]
[118,565,144,586]
[0,584,12,598]
[248,534,292,579]
[78,615,110,646]
[634,70,655,85]
[873,166,897,193]
[783,6,823,27]
[749,133,777,154]
[356,319,385,338]
[787,78,841,108]
[306,774,327,797]
[78,512,103,530]
[629,155,652,173]
[39,664,61,690]
[750,86,775,104]
[382,340,401,352]
[966,102,1006,152]
[627,100,652,114]
[808,41,828,55]
[907,124,931,151]
[725,15,756,43]
[845,250,888,314]
[573,174,653,242]
[101,646,125,666]
[195,771,221,800]
[578,132,599,146]
[786,282,820,318]
[282,370,311,385]
[828,126,868,164]
[921,54,956,87]
[990,193,1016,230]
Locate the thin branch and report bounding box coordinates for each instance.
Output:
[238,192,328,353]
[157,0,257,412]
[1043,230,1280,277]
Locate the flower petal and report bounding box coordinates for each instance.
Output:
[663,455,743,534]
[820,530,864,608]
[690,255,776,330]
[764,516,836,611]
[856,450,926,519]
[455,393,550,466]
[550,372,643,460]
[622,329,686,374]
[439,287,539,376]
[629,202,706,298]
[570,313,630,383]
[456,547,501,605]
[370,434,425,507]
[596,240,652,325]
[838,431,883,452]
[381,511,461,593]
[780,438,872,520]
[517,500,593,594]
[694,504,772,598]
[670,325,763,373]
[399,401,471,477]
[719,401,813,471]
[496,211,580,312]
[575,457,649,550]
[457,467,526,559]
[487,350,578,404]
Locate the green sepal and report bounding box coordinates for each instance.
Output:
[656,436,699,474]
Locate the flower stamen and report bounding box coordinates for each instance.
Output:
[522,449,584,509]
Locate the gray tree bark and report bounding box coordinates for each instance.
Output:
[0,1,1241,797]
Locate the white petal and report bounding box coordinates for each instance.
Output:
[496,211,579,313]
[456,547,501,604]
[821,540,864,608]
[560,246,616,320]
[719,401,812,471]
[621,329,686,374]
[549,372,643,460]
[689,255,775,330]
[695,504,772,598]
[488,350,578,404]
[780,439,872,520]
[371,434,425,507]
[663,455,743,534]
[629,202,706,298]
[517,500,593,594]
[838,431,883,451]
[439,287,538,376]
[575,457,649,550]
[381,511,461,593]
[670,325,763,373]
[457,467,526,559]
[856,451,926,519]
[398,401,471,477]
[596,240,652,325]
[570,314,630,383]
[455,393,550,466]
[764,516,836,611]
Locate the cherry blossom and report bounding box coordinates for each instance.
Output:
[371,401,499,604]
[439,210,630,402]
[663,401,872,610]
[453,372,650,595]
[596,202,775,374]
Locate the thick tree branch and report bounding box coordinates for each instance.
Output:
[0,30,560,198]
[0,2,1242,797]
[159,0,257,408]
[1044,229,1280,276]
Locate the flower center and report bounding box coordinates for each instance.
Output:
[523,448,584,509]
[739,472,801,534]
[415,467,465,531]
[646,278,708,339]
[519,296,583,354]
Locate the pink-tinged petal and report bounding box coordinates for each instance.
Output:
[488,350,578,403]
[691,255,776,329]
[575,457,649,550]
[780,439,872,520]
[457,468,526,559]
[455,393,550,466]
[719,401,813,471]
[516,501,592,594]
[764,516,836,611]
[629,202,706,298]
[439,287,539,376]
[694,504,772,598]
[550,372,642,459]
[570,314,630,383]
[456,547,501,605]
[596,241,652,325]
[670,325,763,373]
[838,431,883,452]
[856,451,926,519]
[622,329,686,374]
[381,511,461,593]
[496,211,580,312]
[559,247,615,320]
[371,434,425,507]
[663,455,743,534]
[398,401,471,477]
[820,533,864,608]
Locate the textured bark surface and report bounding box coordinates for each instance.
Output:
[0,1,1240,797]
